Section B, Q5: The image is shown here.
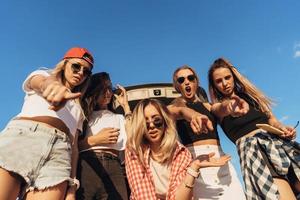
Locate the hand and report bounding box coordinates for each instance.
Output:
[221,96,249,117]
[190,114,214,134]
[92,127,120,145]
[279,126,296,140]
[114,84,130,111]
[230,95,249,117]
[42,80,81,111]
[190,153,231,170]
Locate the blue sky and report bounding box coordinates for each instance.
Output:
[1,0,299,182]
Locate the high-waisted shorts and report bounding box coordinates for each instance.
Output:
[188,145,246,200]
[0,120,72,196]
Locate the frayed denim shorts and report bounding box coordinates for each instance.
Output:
[0,119,72,196]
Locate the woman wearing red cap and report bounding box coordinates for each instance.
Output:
[0,47,93,199]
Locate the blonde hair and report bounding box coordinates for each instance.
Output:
[52,58,91,119]
[127,99,178,167]
[208,58,273,115]
[52,59,90,94]
[172,65,206,103]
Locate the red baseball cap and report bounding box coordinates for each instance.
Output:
[63,47,94,66]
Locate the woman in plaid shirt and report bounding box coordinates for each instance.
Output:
[208,57,300,200]
[125,99,231,200]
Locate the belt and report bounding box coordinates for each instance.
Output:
[14,116,70,136]
[81,148,120,158]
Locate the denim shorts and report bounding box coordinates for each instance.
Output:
[0,120,72,196]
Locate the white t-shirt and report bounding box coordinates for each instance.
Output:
[149,157,170,199]
[17,69,84,136]
[81,109,127,152]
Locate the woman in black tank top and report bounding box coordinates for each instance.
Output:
[208,57,300,200]
[169,65,245,200]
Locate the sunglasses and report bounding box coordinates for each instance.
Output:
[70,62,92,77]
[177,75,196,84]
[146,117,164,129]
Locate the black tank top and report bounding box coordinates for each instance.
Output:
[176,102,219,145]
[221,94,269,143]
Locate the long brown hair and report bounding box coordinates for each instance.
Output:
[81,72,114,121]
[208,57,273,115]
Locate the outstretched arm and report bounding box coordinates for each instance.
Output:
[211,95,249,120]
[167,104,214,134]
[174,152,231,200]
[29,74,81,111]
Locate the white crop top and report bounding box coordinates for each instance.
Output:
[17,69,84,136]
[81,109,127,152]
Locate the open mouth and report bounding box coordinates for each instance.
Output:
[184,86,193,97]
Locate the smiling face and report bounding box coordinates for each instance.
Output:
[212,67,235,97]
[143,103,165,149]
[175,68,198,101]
[64,58,92,89]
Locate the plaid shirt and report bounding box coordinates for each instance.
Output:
[125,142,192,200]
[236,131,300,200]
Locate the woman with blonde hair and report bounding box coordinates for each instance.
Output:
[208,57,300,200]
[0,47,93,199]
[125,98,231,200]
[170,65,245,200]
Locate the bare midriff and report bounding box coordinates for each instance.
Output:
[14,116,70,136]
[187,139,220,147]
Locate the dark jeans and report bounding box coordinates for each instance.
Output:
[76,151,128,200]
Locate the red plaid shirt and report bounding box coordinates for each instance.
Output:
[125,142,192,200]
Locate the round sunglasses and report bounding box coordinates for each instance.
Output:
[70,62,92,77]
[146,117,164,129]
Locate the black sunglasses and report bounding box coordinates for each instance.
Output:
[70,63,92,77]
[177,75,196,84]
[146,117,164,129]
